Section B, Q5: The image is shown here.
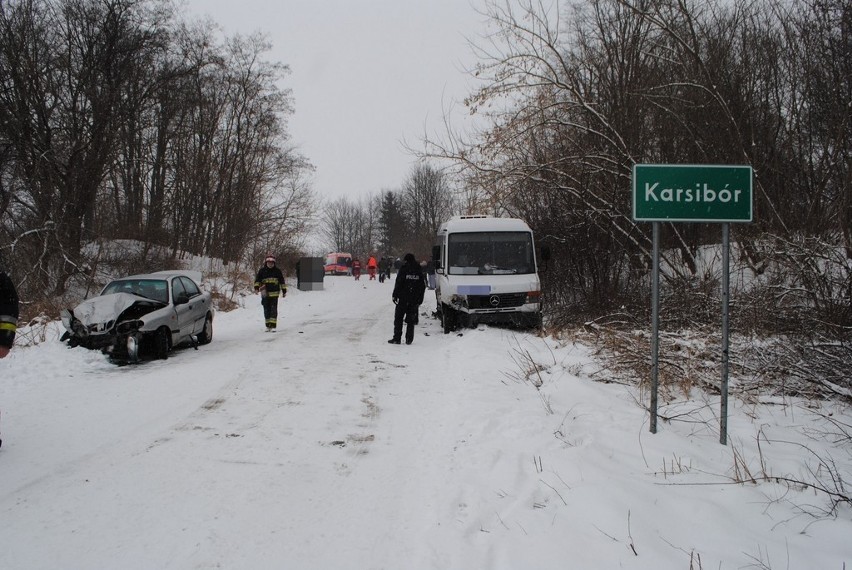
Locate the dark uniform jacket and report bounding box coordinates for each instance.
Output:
[0,270,19,349]
[392,260,426,306]
[254,265,287,298]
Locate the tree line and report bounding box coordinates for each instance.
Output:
[416,0,849,395]
[319,162,456,262]
[420,0,849,325]
[2,0,848,392]
[0,0,316,305]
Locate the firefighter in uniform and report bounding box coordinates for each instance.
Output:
[0,267,18,358]
[1,265,18,446]
[254,254,286,331]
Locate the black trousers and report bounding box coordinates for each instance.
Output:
[393,300,419,342]
[261,295,279,328]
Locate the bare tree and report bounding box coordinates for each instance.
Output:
[422,0,849,317]
[353,193,381,259]
[400,163,456,255]
[0,0,316,311]
[0,0,172,296]
[318,193,382,260]
[377,189,404,256]
[416,0,850,397]
[320,197,358,253]
[248,153,317,263]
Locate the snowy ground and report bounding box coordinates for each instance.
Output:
[1,275,850,569]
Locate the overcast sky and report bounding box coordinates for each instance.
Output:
[182,0,489,203]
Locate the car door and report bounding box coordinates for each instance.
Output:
[177,276,207,335]
[171,278,197,343]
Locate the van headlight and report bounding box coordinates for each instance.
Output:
[526,290,541,305]
[450,294,467,308]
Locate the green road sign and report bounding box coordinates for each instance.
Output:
[633,164,753,222]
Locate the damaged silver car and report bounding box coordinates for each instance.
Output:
[61,271,214,362]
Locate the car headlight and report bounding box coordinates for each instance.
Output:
[116,319,143,334]
[60,309,89,335]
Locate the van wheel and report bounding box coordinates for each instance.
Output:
[441,305,456,334]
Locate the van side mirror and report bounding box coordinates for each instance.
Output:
[431,245,442,270]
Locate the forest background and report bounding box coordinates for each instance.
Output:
[1,0,849,398]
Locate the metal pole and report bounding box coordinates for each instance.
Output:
[720,223,730,445]
[650,222,660,434]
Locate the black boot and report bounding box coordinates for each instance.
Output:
[387,338,401,344]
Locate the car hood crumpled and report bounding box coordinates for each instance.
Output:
[73,293,162,327]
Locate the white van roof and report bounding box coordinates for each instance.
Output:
[438,216,532,234]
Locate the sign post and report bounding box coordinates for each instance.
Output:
[720,223,730,445]
[650,221,660,434]
[632,164,752,444]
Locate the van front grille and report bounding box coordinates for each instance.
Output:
[467,292,527,309]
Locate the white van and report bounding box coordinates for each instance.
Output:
[432,215,549,333]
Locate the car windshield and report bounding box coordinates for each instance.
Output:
[447,231,535,275]
[102,279,169,304]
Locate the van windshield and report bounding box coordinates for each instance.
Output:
[447,232,535,275]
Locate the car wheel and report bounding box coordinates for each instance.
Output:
[197,313,213,345]
[154,327,170,360]
[126,334,141,363]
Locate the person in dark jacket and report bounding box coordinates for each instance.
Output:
[378,256,391,282]
[389,253,426,345]
[254,254,287,331]
[0,268,19,358]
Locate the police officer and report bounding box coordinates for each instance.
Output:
[254,254,286,331]
[389,253,426,345]
[0,267,18,358]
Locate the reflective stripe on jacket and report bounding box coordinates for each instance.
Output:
[0,270,19,348]
[254,265,286,297]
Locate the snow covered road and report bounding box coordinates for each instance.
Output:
[1,275,850,569]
